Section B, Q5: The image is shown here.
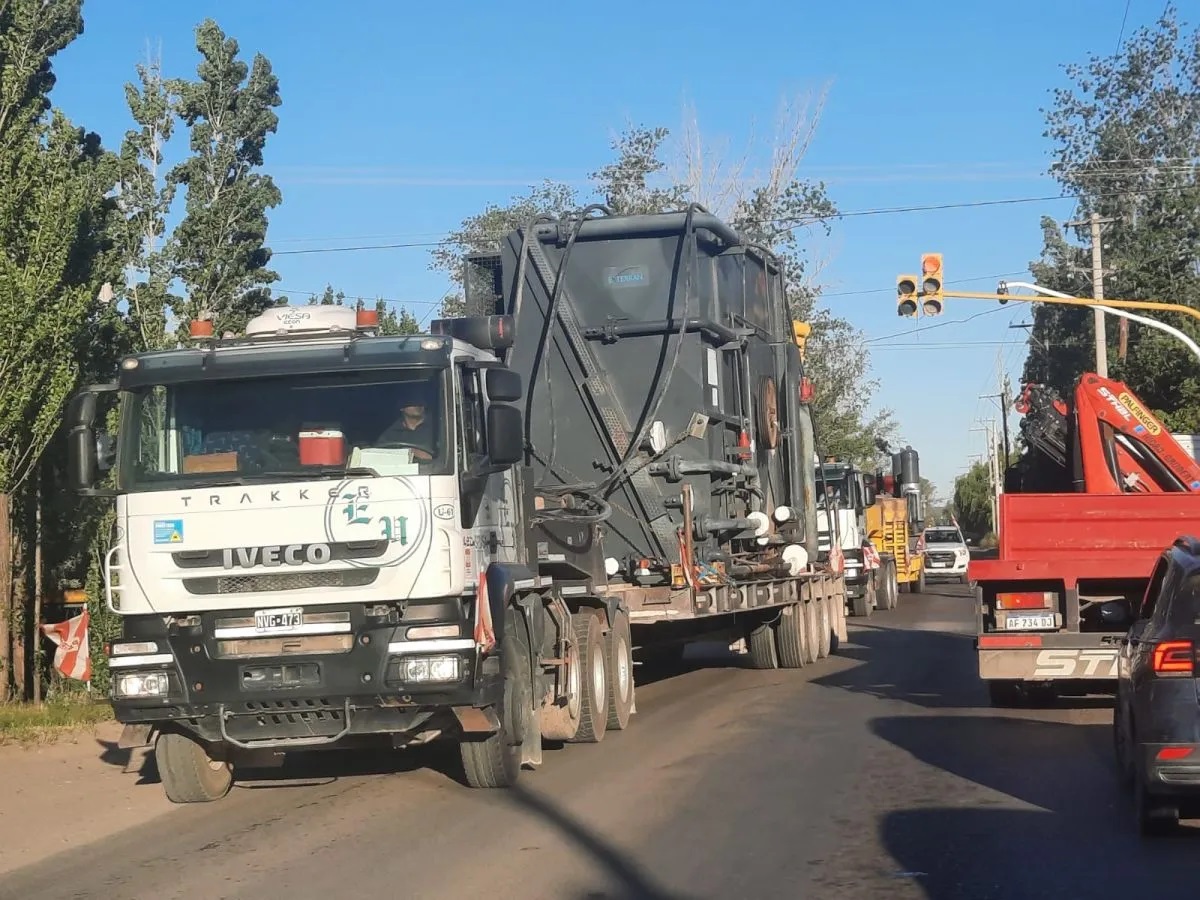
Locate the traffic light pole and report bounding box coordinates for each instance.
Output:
[937,289,1200,326]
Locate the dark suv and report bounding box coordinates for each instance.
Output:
[1113,536,1200,835]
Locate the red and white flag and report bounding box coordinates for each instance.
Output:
[862,544,881,570]
[41,610,91,682]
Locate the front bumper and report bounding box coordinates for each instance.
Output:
[107,605,499,748]
[924,553,969,577]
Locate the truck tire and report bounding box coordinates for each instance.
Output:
[566,609,608,743]
[917,567,927,595]
[155,732,233,804]
[747,621,779,669]
[881,562,899,610]
[605,610,635,731]
[851,579,874,618]
[802,598,821,664]
[816,595,832,658]
[772,603,808,668]
[539,626,581,742]
[461,610,533,788]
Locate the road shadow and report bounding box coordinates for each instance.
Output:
[872,714,1200,899]
[506,783,699,900]
[810,623,986,710]
[812,621,1115,712]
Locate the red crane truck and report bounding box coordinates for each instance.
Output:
[972,373,1200,706]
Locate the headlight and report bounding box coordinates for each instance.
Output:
[114,672,170,699]
[397,655,461,684]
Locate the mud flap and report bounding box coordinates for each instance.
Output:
[118,723,154,750]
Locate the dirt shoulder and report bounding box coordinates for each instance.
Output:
[0,719,173,878]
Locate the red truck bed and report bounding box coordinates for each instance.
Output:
[970,492,1200,588]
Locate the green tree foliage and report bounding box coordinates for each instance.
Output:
[168,19,282,337]
[112,56,178,353]
[952,461,994,539]
[1024,4,1200,430]
[430,120,894,464]
[299,284,421,335]
[0,0,122,697]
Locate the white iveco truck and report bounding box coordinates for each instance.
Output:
[68,208,846,804]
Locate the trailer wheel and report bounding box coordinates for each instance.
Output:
[772,603,808,668]
[461,610,532,788]
[816,595,833,658]
[539,626,581,742]
[566,610,608,744]
[605,610,634,731]
[747,621,779,669]
[802,598,821,664]
[155,732,233,804]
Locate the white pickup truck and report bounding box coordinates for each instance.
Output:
[921,526,970,584]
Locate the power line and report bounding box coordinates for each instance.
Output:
[865,305,1014,344]
[872,341,1026,350]
[1116,0,1132,53]
[268,184,1190,258]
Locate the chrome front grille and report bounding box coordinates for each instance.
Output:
[184,568,378,595]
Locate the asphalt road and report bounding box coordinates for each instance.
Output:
[6,586,1199,900]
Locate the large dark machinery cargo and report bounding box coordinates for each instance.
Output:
[453,205,824,598]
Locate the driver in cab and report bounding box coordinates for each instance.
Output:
[377,396,435,462]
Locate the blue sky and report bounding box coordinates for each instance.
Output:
[48,0,1161,496]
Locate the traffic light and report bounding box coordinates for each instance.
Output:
[921,253,944,316]
[897,274,918,317]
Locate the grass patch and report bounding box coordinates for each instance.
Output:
[0,698,113,745]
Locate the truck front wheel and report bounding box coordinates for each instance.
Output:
[155,732,233,804]
[461,611,533,788]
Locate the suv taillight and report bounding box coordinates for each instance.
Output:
[1152,640,1195,676]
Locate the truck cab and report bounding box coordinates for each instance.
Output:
[816,460,871,600]
[65,304,554,801]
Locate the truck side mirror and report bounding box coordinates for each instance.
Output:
[485,405,523,467]
[485,367,523,403]
[863,485,876,507]
[65,385,118,495]
[68,425,98,492]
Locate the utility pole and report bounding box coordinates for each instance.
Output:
[1065,211,1117,377]
[971,420,1000,534]
[1000,371,1011,474]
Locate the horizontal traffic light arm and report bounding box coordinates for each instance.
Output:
[942,289,1200,325]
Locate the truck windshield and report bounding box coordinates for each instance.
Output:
[925,529,962,544]
[118,367,452,490]
[816,474,853,510]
